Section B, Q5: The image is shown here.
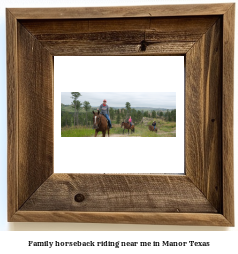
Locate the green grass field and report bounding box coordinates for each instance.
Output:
[61,120,176,137]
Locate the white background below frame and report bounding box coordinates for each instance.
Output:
[54,56,184,174]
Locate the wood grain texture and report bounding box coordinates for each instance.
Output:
[8,3,233,19]
[38,41,193,56]
[7,9,18,221]
[11,211,232,226]
[186,18,223,212]
[18,23,54,208]
[20,16,218,34]
[20,174,217,213]
[222,4,235,226]
[19,17,218,56]
[6,4,234,225]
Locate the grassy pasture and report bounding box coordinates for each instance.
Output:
[61,119,176,137]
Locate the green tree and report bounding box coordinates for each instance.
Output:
[164,110,168,121]
[109,107,115,120]
[75,100,82,125]
[61,111,72,127]
[61,111,66,127]
[125,102,131,120]
[159,111,163,118]
[65,112,70,126]
[164,109,172,121]
[87,112,93,126]
[121,108,126,121]
[137,110,143,123]
[130,108,136,123]
[83,101,91,127]
[71,100,77,125]
[170,109,176,122]
[125,102,131,111]
[152,110,156,118]
[71,92,81,125]
[116,112,121,124]
[168,112,172,121]
[143,111,149,117]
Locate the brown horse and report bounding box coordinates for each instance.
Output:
[121,122,135,134]
[92,111,109,137]
[149,125,157,133]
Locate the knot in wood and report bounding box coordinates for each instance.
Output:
[140,40,147,51]
[74,193,85,202]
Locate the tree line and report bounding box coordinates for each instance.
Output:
[61,94,176,127]
[70,92,91,127]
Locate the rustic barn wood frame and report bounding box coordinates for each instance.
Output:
[7,3,234,226]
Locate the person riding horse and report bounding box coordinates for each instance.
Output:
[152,121,156,130]
[128,116,132,127]
[97,99,112,129]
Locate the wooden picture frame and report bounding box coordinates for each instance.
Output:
[7,3,235,226]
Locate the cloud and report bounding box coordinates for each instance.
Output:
[61,92,176,109]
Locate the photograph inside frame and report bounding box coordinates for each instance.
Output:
[54,56,184,174]
[61,92,176,137]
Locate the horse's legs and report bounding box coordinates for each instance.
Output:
[95,131,98,137]
[102,131,106,137]
[128,129,129,135]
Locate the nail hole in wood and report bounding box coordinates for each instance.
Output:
[211,119,215,122]
[74,193,85,202]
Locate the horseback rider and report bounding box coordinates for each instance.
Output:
[152,121,156,130]
[128,116,132,127]
[97,99,112,129]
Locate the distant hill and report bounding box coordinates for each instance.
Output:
[130,107,172,111]
[93,106,174,112]
[61,104,97,112]
[61,104,174,112]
